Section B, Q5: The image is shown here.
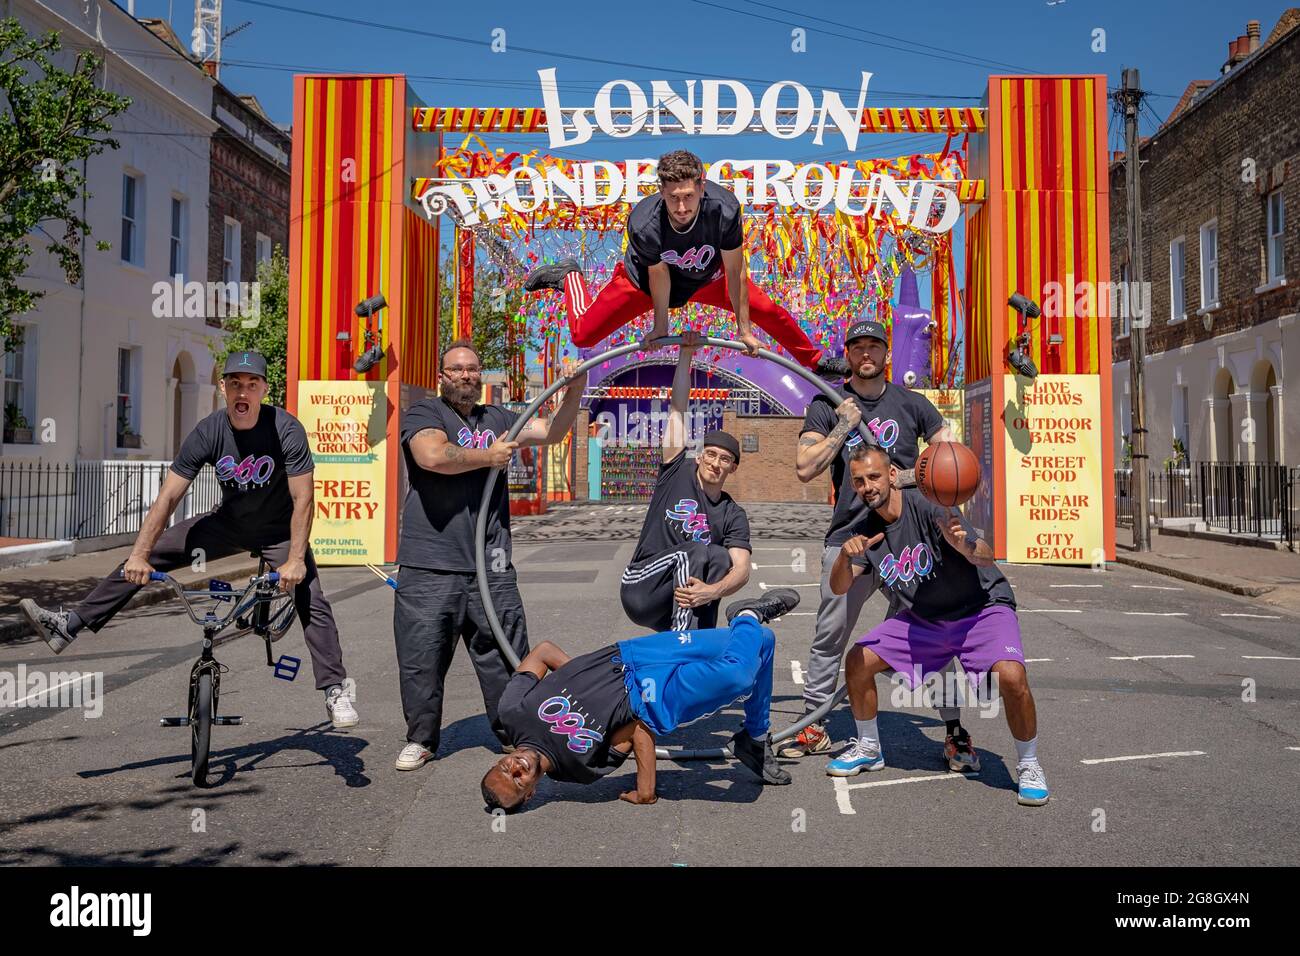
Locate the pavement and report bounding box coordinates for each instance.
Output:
[2,502,1299,866]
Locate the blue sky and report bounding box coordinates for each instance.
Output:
[129,0,1297,148]
[114,0,1296,370]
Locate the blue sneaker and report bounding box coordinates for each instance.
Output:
[1016,762,1050,805]
[826,737,885,776]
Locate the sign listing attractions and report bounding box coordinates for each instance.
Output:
[299,380,388,564]
[1003,375,1104,565]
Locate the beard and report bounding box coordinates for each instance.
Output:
[440,380,478,407]
[856,360,885,381]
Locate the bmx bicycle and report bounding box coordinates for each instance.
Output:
[150,552,298,787]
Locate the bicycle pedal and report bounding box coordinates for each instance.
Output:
[213,716,243,726]
[272,655,301,681]
[159,717,190,727]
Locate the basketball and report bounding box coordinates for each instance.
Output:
[915,441,982,507]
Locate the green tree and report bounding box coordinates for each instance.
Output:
[0,18,131,348]
[211,246,289,406]
[438,253,539,371]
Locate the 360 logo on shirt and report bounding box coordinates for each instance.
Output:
[666,498,711,544]
[660,245,715,271]
[457,427,497,449]
[538,696,604,754]
[878,543,935,587]
[216,454,275,487]
[845,417,900,450]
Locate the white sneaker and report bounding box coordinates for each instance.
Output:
[325,678,359,729]
[395,742,434,771]
[1016,762,1050,806]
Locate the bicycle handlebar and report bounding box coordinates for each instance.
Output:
[147,570,286,630]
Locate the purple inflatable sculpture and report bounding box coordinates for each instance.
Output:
[890,267,936,389]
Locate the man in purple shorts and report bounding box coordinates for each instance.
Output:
[823,444,1049,806]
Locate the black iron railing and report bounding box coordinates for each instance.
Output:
[0,461,220,541]
[1115,461,1298,549]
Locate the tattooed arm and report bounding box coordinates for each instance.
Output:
[795,399,863,482]
[408,428,518,475]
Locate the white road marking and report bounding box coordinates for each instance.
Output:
[1024,658,1054,663]
[1123,612,1188,617]
[833,771,980,813]
[8,673,93,708]
[753,547,800,552]
[759,582,820,589]
[1108,654,1195,660]
[1221,613,1282,619]
[1050,584,1103,589]
[1288,747,1300,752]
[1080,751,1207,765]
[1020,609,1083,614]
[1242,655,1300,661]
[1131,584,1183,590]
[782,611,816,616]
[790,661,805,685]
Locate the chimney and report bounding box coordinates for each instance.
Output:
[1247,20,1261,51]
[203,61,218,79]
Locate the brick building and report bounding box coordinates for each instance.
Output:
[1111,12,1300,469]
[206,82,292,329]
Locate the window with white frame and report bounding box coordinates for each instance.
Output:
[1169,237,1186,321]
[121,172,144,265]
[223,218,241,285]
[1199,220,1218,308]
[169,196,186,277]
[4,326,37,441]
[1119,261,1132,337]
[1267,190,1286,282]
[256,232,272,267]
[116,347,140,446]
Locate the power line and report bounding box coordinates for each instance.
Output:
[696,0,1037,74]
[228,0,983,100]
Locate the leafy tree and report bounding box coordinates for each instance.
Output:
[0,18,131,348]
[437,252,539,372]
[211,246,289,406]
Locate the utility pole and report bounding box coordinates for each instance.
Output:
[1119,68,1150,550]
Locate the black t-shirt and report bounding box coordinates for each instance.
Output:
[802,381,945,547]
[397,397,517,572]
[630,450,752,564]
[171,405,313,545]
[850,489,1016,622]
[498,645,635,784]
[624,180,744,307]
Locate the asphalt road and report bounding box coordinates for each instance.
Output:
[2,520,1299,867]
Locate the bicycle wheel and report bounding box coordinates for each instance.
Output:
[191,671,213,787]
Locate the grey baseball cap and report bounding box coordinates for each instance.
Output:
[222,351,268,379]
[845,320,888,346]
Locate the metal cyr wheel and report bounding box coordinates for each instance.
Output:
[474,336,871,762]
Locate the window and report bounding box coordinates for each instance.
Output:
[1173,384,1189,464]
[4,326,37,442]
[1199,221,1218,308]
[223,218,241,285]
[1267,190,1286,282]
[169,196,186,277]
[1169,237,1186,321]
[1118,262,1131,337]
[256,232,272,267]
[120,172,143,265]
[116,347,139,446]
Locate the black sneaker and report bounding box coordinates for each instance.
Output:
[523,258,582,293]
[724,588,800,625]
[19,599,75,654]
[814,355,851,379]
[729,730,792,785]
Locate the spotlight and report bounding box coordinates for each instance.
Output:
[1007,347,1039,379]
[353,344,384,374]
[1008,292,1041,319]
[355,294,386,317]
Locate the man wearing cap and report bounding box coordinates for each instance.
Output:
[782,319,967,761]
[619,331,752,632]
[19,351,359,729]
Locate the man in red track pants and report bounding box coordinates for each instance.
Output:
[523,149,849,380]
